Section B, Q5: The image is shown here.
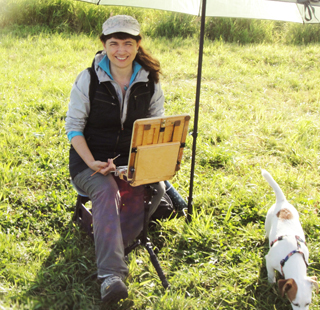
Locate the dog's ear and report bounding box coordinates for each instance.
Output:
[278,279,297,300]
[309,276,319,294]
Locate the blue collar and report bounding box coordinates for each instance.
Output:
[98,55,142,86]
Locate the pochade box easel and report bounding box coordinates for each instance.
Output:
[73,114,190,288]
[118,114,190,186]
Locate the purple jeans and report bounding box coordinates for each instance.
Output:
[73,168,165,279]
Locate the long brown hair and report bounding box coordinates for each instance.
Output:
[100,32,161,83]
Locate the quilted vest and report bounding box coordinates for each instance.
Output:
[69,63,154,179]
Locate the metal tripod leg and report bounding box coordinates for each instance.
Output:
[141,185,169,289]
[144,241,169,289]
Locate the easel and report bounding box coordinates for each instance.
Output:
[73,114,190,288]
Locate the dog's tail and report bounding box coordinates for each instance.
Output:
[261,169,286,203]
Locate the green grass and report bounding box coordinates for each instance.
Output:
[1,25,320,310]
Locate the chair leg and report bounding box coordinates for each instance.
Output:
[73,195,93,240]
[124,239,141,256]
[72,194,82,222]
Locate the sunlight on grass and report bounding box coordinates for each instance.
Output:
[0,28,319,310]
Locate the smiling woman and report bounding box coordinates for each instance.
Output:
[103,37,140,88]
[64,14,166,307]
[103,37,139,94]
[100,16,142,94]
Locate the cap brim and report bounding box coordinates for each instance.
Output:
[103,27,140,36]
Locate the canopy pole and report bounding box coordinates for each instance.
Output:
[187,0,207,223]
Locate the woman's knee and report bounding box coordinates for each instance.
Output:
[154,181,165,198]
[90,174,119,200]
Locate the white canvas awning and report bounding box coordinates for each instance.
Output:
[76,0,320,23]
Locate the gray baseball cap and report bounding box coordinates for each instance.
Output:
[102,15,140,36]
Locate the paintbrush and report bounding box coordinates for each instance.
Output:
[89,154,120,178]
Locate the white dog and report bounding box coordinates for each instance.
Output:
[262,169,318,309]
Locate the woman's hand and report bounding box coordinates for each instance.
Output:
[89,158,116,176]
[70,136,117,176]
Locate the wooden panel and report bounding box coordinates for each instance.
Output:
[172,121,183,142]
[176,115,191,170]
[131,142,180,186]
[163,123,174,143]
[126,114,190,182]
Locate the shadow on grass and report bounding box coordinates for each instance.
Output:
[14,217,100,309]
[246,259,290,310]
[14,217,136,310]
[12,201,169,310]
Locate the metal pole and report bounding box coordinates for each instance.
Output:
[187,0,207,223]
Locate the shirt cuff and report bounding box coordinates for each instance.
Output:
[67,131,84,141]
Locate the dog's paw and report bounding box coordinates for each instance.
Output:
[268,277,276,284]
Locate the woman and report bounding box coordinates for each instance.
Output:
[65,15,165,306]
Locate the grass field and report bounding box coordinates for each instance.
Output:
[0,23,320,310]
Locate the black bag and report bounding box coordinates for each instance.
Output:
[150,192,175,222]
[150,181,188,222]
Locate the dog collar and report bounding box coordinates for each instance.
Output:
[280,249,308,277]
[271,235,308,277]
[270,235,306,248]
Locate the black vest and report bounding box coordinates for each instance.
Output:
[69,61,154,179]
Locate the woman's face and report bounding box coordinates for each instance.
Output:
[103,37,140,71]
